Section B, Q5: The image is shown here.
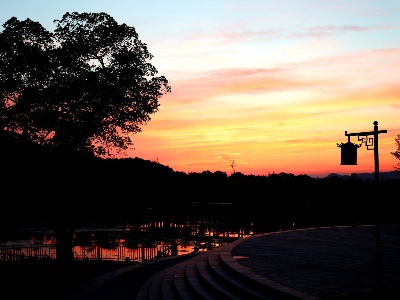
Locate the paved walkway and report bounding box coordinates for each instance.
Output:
[230,223,400,299]
[66,224,400,299]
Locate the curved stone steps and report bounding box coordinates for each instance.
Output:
[136,240,310,300]
[195,257,239,299]
[172,263,194,300]
[206,251,273,299]
[136,266,168,300]
[184,257,219,299]
[161,266,180,300]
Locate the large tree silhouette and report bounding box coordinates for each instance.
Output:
[0,12,170,261]
[0,12,170,156]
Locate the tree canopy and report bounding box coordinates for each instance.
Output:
[391,134,400,173]
[0,12,171,156]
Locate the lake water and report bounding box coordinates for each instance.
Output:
[1,219,254,261]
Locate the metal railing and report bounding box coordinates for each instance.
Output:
[0,243,173,263]
[0,236,236,263]
[0,244,56,261]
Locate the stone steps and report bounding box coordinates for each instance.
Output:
[135,244,278,300]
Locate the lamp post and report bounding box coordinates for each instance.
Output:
[337,121,387,290]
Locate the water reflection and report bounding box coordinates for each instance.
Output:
[1,219,255,261]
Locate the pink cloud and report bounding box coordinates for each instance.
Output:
[168,67,325,102]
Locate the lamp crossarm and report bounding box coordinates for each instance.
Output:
[345,130,387,137]
[344,130,387,150]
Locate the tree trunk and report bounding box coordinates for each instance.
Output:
[55,223,74,262]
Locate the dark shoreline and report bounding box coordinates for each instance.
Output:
[1,259,137,299]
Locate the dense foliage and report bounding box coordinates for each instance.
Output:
[391,134,400,173]
[0,12,170,156]
[1,130,399,234]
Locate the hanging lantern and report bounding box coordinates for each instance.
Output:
[337,141,361,165]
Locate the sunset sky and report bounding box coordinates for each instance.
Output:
[1,0,399,178]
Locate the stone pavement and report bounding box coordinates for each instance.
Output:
[230,224,400,299]
[65,224,400,299]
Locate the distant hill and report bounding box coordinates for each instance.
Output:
[324,171,399,181]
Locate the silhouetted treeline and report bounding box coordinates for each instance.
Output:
[1,130,399,235]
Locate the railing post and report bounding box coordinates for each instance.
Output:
[141,245,145,262]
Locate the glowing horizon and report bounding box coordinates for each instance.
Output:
[1,0,399,178]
